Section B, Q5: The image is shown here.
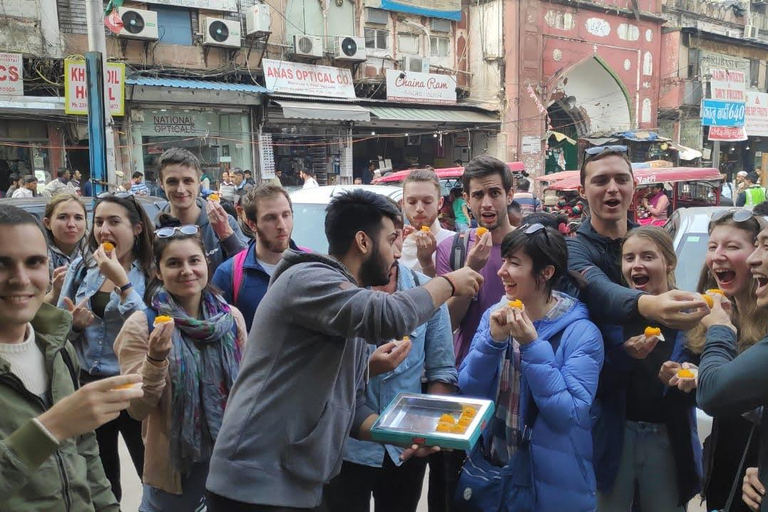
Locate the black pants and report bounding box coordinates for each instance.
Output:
[322,454,427,512]
[95,409,144,502]
[207,492,315,512]
[427,450,466,512]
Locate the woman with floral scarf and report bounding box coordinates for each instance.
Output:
[115,215,247,511]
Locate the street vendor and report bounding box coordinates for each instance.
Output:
[641,183,669,221]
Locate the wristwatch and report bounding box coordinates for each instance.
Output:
[114,282,133,295]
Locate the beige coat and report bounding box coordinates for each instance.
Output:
[115,308,247,495]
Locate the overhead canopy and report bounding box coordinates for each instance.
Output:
[275,100,371,122]
[368,106,499,124]
[547,167,722,191]
[547,131,577,145]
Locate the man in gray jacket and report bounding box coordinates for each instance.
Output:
[206,189,483,511]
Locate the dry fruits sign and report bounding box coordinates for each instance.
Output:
[386,69,456,105]
[263,59,355,99]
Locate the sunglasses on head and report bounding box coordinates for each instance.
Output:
[155,225,200,239]
[95,191,140,210]
[585,145,628,156]
[520,223,552,245]
[710,208,768,224]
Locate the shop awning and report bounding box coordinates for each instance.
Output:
[125,77,268,93]
[275,100,371,122]
[126,77,266,105]
[0,96,65,115]
[368,106,499,124]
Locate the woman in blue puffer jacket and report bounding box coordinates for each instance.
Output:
[458,223,604,512]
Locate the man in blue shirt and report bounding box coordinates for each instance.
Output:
[322,210,458,512]
[212,183,298,330]
[130,172,149,196]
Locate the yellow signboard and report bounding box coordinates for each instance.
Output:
[64,59,125,116]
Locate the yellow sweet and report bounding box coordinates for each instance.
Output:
[702,294,714,308]
[507,299,524,310]
[707,288,725,296]
[678,368,696,379]
[113,383,138,390]
[102,242,114,252]
[458,415,473,427]
[644,326,661,337]
[154,315,173,327]
[208,193,220,202]
[476,227,489,237]
[420,226,431,232]
[435,422,452,433]
[450,424,467,434]
[438,414,456,425]
[461,405,478,418]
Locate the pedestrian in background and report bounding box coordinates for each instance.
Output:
[5,172,20,197]
[42,167,78,198]
[12,175,38,198]
[218,170,236,203]
[43,194,88,305]
[131,172,150,197]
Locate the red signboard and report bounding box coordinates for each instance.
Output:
[708,125,748,142]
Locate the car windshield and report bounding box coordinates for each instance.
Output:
[674,232,708,292]
[292,203,331,253]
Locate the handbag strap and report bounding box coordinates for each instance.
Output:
[724,424,757,511]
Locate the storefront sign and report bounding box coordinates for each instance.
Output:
[64,59,125,116]
[746,92,768,137]
[151,114,196,134]
[701,99,745,127]
[385,69,456,104]
[263,59,355,99]
[364,0,460,21]
[699,51,749,101]
[0,53,23,96]
[141,0,237,11]
[708,125,748,142]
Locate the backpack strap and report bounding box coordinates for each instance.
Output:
[449,230,472,271]
[231,248,248,305]
[58,346,80,390]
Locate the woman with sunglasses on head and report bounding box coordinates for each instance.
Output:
[687,209,768,512]
[115,214,247,511]
[42,193,88,304]
[595,226,703,511]
[58,191,155,502]
[457,224,604,512]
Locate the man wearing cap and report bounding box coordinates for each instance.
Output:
[736,172,766,207]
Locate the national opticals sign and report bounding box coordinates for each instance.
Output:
[64,59,125,116]
[364,0,461,21]
[263,59,355,99]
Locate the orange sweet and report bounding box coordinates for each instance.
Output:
[644,326,661,337]
[102,242,114,252]
[677,368,696,379]
[435,422,452,433]
[707,288,725,296]
[450,424,467,434]
[702,294,714,308]
[438,414,456,425]
[507,299,524,310]
[461,405,478,417]
[420,226,431,232]
[476,227,489,237]
[113,383,138,390]
[208,193,220,202]
[153,315,173,327]
[458,415,473,427]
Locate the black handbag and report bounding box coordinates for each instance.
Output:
[718,425,757,512]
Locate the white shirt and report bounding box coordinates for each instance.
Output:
[256,257,278,277]
[0,324,47,395]
[303,177,319,189]
[400,220,455,273]
[12,187,33,198]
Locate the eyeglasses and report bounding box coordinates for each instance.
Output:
[710,208,768,224]
[155,225,200,239]
[521,223,552,246]
[95,191,140,211]
[584,145,628,156]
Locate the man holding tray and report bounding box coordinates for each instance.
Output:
[206,189,483,511]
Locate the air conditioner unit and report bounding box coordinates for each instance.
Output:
[401,55,430,73]
[292,35,323,58]
[745,24,760,39]
[334,36,366,61]
[203,18,241,48]
[117,8,158,41]
[245,4,271,36]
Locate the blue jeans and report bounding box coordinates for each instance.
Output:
[455,222,469,233]
[140,461,209,512]
[597,421,684,512]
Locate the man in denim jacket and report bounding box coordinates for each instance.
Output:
[323,215,457,512]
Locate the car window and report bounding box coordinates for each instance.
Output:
[674,232,708,292]
[292,203,331,253]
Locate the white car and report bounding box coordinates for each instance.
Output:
[290,185,403,253]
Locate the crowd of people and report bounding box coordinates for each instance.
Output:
[2,146,768,512]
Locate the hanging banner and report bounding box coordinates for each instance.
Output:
[699,51,749,101]
[700,99,745,127]
[64,59,125,116]
[263,59,355,99]
[364,0,461,20]
[745,91,768,137]
[0,53,23,96]
[141,0,237,11]
[708,125,748,142]
[385,69,456,104]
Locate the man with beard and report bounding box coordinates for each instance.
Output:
[212,183,299,331]
[400,170,455,277]
[323,202,457,512]
[206,189,484,511]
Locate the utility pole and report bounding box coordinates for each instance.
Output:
[85,0,117,194]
